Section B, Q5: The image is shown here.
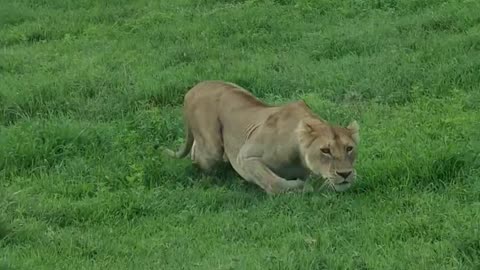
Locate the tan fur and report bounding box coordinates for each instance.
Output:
[164,81,360,194]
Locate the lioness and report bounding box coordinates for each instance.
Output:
[164,81,360,194]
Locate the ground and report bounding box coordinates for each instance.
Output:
[1,0,480,269]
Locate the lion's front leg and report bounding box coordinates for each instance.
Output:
[235,147,304,195]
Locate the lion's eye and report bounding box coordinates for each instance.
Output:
[321,148,331,154]
[346,146,353,152]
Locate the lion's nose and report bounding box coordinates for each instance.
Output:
[336,171,352,179]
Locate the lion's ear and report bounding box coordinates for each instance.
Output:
[347,120,360,144]
[300,120,315,133]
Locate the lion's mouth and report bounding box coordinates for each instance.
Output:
[336,181,350,185]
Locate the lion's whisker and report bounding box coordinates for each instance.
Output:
[318,178,331,191]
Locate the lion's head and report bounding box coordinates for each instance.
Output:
[297,118,360,192]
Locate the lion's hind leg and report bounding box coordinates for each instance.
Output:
[191,140,196,162]
[190,140,223,171]
[189,117,224,172]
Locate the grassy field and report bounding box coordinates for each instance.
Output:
[1,0,480,269]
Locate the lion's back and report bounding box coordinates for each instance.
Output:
[184,81,267,112]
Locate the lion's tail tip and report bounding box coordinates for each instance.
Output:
[162,147,177,158]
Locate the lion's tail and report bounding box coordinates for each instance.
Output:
[163,119,194,159]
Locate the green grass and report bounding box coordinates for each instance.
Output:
[1,0,480,269]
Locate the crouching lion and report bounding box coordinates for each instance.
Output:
[164,81,360,195]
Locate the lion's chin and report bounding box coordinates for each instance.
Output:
[332,182,352,192]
